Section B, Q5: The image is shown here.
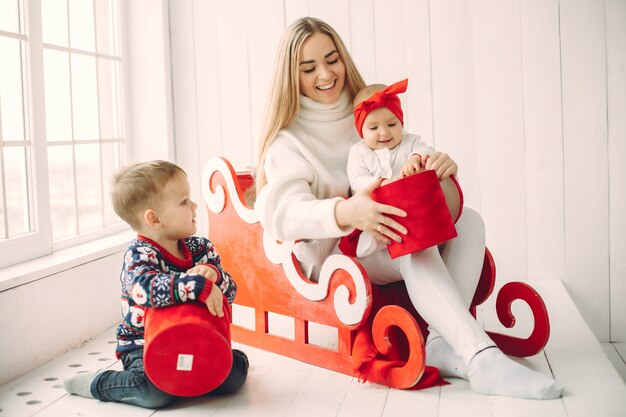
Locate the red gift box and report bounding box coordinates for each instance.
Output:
[144,301,233,397]
[372,170,458,259]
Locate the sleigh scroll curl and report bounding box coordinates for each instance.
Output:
[469,249,549,357]
[370,306,426,388]
[203,157,551,389]
[202,157,257,224]
[485,281,550,357]
[203,157,370,328]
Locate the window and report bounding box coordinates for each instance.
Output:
[0,0,126,269]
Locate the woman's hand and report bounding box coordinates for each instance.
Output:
[424,152,458,179]
[335,178,407,244]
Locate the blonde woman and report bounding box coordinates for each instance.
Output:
[255,17,562,400]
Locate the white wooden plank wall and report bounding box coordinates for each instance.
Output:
[561,0,610,342]
[429,0,480,208]
[474,0,528,283]
[606,0,626,343]
[519,0,565,285]
[167,0,626,343]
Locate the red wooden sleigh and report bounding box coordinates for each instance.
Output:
[203,157,550,389]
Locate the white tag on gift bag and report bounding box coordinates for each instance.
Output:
[176,354,194,371]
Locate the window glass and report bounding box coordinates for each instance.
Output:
[42,0,69,47]
[3,146,31,237]
[43,49,72,141]
[98,58,120,138]
[75,143,102,232]
[0,0,23,33]
[69,0,95,52]
[0,0,125,268]
[102,141,123,226]
[0,154,5,239]
[48,145,76,240]
[0,37,27,141]
[71,54,99,140]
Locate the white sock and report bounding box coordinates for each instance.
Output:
[468,347,563,399]
[425,335,467,379]
[356,233,384,258]
[293,239,334,265]
[64,372,99,399]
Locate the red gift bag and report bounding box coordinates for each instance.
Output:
[144,301,233,397]
[372,170,458,259]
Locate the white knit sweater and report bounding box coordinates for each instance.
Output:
[255,91,359,241]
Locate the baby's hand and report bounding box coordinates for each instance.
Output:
[205,285,224,317]
[187,265,218,282]
[424,152,457,179]
[401,154,423,177]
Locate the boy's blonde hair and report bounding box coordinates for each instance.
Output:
[353,84,387,107]
[111,160,187,230]
[255,17,366,194]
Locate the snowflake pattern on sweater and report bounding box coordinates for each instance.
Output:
[115,235,236,357]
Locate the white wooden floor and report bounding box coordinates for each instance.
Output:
[1,280,625,417]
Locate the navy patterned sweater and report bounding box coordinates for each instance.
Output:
[115,235,236,357]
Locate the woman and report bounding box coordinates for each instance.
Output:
[255,17,562,400]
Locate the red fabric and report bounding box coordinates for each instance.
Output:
[449,175,464,223]
[144,301,233,397]
[354,79,408,138]
[338,228,361,257]
[339,161,464,259]
[372,170,457,259]
[352,282,449,389]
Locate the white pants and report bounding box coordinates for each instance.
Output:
[355,207,494,364]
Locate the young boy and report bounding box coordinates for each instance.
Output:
[63,160,248,409]
[294,79,458,264]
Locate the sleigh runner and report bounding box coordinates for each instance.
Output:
[202,157,550,389]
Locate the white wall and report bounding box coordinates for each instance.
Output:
[124,0,175,162]
[167,0,626,343]
[0,253,121,385]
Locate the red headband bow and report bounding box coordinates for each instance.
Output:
[353,79,408,138]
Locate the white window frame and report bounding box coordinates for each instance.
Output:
[0,0,127,269]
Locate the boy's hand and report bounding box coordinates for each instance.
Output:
[401,154,423,177]
[205,285,224,317]
[187,265,218,282]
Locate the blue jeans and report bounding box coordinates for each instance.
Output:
[91,348,249,409]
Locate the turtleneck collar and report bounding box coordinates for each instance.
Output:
[298,90,353,122]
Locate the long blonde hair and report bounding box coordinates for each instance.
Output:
[255,17,366,194]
